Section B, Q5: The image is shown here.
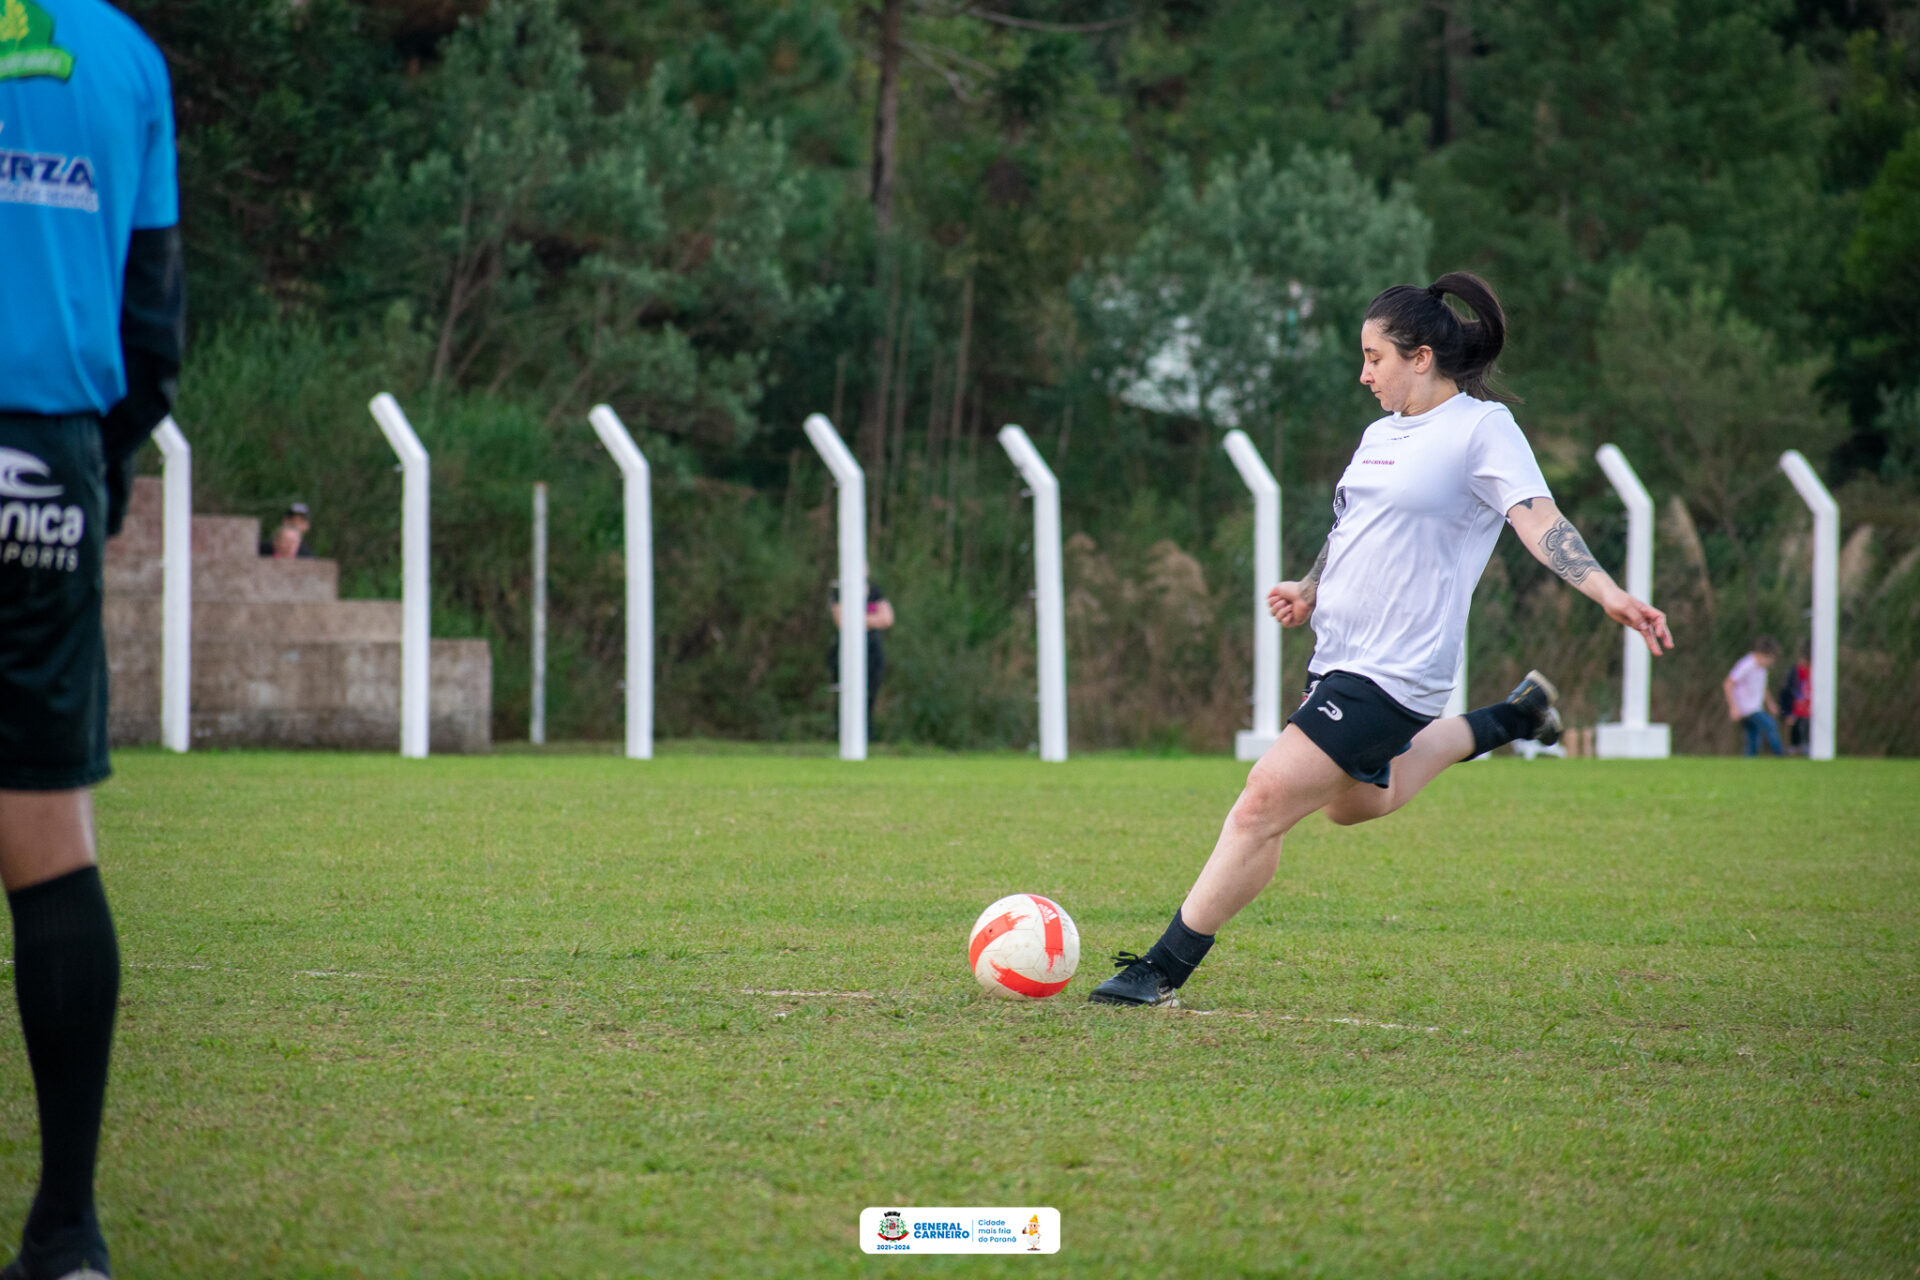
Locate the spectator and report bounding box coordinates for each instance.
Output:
[829,580,894,738]
[1723,636,1785,756]
[258,502,313,558]
[1779,651,1812,755]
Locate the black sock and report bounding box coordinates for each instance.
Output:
[1142,909,1214,989]
[10,866,119,1255]
[1462,700,1531,757]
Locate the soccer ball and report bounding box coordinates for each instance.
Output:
[969,894,1080,999]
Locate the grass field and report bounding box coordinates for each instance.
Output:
[2,749,1916,1278]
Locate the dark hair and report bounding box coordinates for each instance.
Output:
[1363,271,1515,403]
[1754,635,1782,658]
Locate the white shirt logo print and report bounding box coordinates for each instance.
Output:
[1318,702,1344,722]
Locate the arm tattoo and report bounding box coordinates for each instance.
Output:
[1541,518,1601,586]
[1300,539,1330,601]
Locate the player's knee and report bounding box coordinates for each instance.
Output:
[1226,771,1292,840]
[1328,785,1397,826]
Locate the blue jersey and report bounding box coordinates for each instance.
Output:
[0,0,177,416]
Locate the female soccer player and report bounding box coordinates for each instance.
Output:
[1090,272,1674,1007]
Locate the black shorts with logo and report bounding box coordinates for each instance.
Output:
[1288,669,1435,789]
[0,413,110,791]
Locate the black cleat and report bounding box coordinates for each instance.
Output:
[1507,669,1562,747]
[1,1260,109,1280]
[1086,951,1180,1007]
[3,1226,110,1280]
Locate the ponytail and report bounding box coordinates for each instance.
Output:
[1363,270,1517,404]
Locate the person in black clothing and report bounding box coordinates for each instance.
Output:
[830,580,895,738]
[0,3,185,1277]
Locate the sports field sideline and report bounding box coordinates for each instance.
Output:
[2,750,1914,1277]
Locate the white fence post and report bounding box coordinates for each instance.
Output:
[531,481,548,746]
[1222,430,1280,761]
[1594,444,1671,758]
[803,414,867,761]
[997,425,1067,763]
[369,393,430,758]
[589,406,654,760]
[1779,449,1838,761]
[153,417,191,753]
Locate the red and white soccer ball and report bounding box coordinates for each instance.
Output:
[969,894,1080,999]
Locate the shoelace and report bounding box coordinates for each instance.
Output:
[1110,950,1149,971]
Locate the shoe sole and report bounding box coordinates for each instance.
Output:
[1521,669,1563,746]
[1538,706,1563,748]
[1086,991,1181,1008]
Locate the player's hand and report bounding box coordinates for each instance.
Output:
[1602,587,1673,655]
[1268,581,1314,628]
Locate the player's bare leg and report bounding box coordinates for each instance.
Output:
[1322,717,1474,826]
[1324,670,1560,829]
[2,789,117,1280]
[1179,726,1358,933]
[0,791,97,891]
[1090,726,1355,1006]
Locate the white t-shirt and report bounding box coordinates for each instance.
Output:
[1725,654,1769,717]
[1308,392,1551,717]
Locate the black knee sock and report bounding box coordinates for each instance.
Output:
[9,866,119,1252]
[1462,700,1531,757]
[1142,909,1214,989]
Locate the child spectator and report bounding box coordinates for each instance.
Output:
[1779,651,1812,755]
[1723,636,1784,756]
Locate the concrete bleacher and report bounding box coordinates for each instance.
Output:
[105,476,491,752]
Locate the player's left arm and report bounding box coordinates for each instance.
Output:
[1506,496,1673,655]
[107,226,185,440]
[102,53,186,534]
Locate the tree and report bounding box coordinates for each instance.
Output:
[1073,145,1429,474]
[1431,0,1836,404]
[1595,267,1847,559]
[1836,124,1920,446]
[123,0,400,327]
[357,0,825,441]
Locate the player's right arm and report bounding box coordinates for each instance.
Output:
[1267,538,1330,628]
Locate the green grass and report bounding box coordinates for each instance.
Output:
[3,751,1916,1278]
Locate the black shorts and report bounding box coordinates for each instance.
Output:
[0,413,110,791]
[1287,670,1434,789]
